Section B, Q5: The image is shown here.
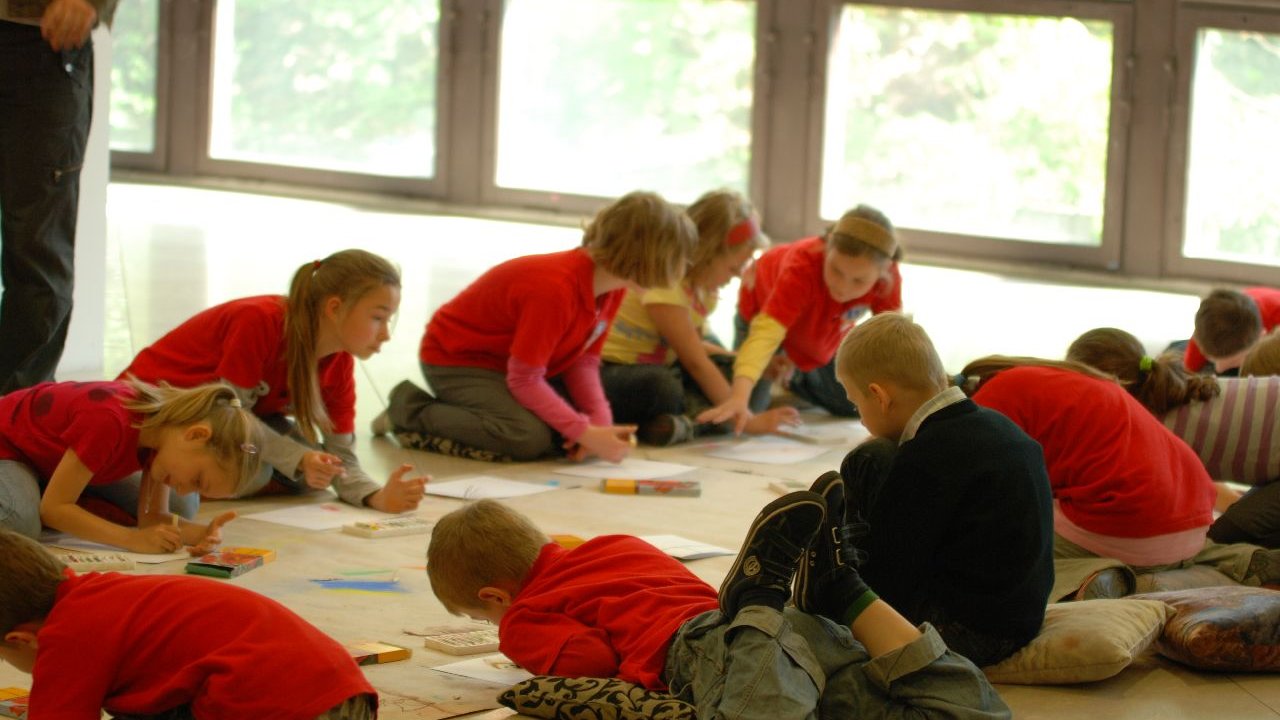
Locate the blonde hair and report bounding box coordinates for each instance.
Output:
[1242,329,1280,377]
[684,189,768,288]
[1066,327,1220,414]
[285,249,400,443]
[426,500,550,614]
[959,355,1114,395]
[583,191,697,290]
[122,378,265,496]
[0,531,65,635]
[835,312,947,393]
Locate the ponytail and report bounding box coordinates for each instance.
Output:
[1066,327,1219,415]
[284,249,400,443]
[122,378,265,496]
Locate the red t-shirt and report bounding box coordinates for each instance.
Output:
[1184,287,1280,372]
[121,295,357,434]
[419,249,625,377]
[499,536,719,690]
[738,236,902,371]
[972,366,1216,538]
[31,571,374,718]
[0,381,145,484]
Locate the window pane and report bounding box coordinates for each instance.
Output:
[209,0,438,177]
[109,0,159,153]
[495,0,755,203]
[822,7,1113,246]
[1183,28,1280,267]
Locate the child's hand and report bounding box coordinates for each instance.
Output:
[41,0,96,51]
[743,406,801,435]
[129,523,183,554]
[366,464,429,513]
[185,510,236,555]
[572,425,637,464]
[697,397,751,435]
[299,451,345,489]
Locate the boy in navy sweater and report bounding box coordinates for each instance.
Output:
[812,312,1054,666]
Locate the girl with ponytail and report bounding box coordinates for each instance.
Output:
[122,249,427,513]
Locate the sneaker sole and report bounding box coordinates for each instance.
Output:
[719,491,826,616]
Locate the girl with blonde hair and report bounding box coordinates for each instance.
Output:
[385,191,698,461]
[0,379,261,553]
[701,205,903,433]
[598,189,798,445]
[122,249,427,513]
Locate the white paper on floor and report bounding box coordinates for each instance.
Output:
[431,654,533,686]
[552,457,696,480]
[41,532,189,564]
[242,502,408,531]
[640,534,734,561]
[425,475,559,500]
[705,435,830,464]
[775,420,870,445]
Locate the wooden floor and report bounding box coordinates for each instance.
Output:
[2,182,1276,718]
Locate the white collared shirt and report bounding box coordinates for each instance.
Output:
[899,385,966,445]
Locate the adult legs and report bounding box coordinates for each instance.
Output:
[0,23,93,394]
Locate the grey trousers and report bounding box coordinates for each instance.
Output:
[665,606,1010,720]
[386,362,558,461]
[0,21,93,394]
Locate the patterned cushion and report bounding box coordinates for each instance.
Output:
[498,675,696,720]
[1130,586,1280,672]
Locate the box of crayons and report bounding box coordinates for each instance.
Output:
[347,641,412,666]
[220,546,276,563]
[185,550,266,579]
[0,687,29,719]
[601,478,701,497]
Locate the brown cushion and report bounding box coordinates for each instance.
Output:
[1130,586,1280,672]
[1133,565,1237,593]
[499,675,696,720]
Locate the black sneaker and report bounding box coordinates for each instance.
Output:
[719,491,826,618]
[794,471,871,618]
[637,413,695,446]
[393,431,513,463]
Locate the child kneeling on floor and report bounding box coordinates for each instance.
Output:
[0,531,377,719]
[427,498,1009,719]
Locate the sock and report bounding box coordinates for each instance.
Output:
[737,587,788,613]
[839,589,880,627]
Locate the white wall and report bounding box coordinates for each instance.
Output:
[58,26,110,380]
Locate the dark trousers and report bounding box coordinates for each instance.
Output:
[1210,480,1280,549]
[840,439,1022,667]
[600,354,771,426]
[732,312,860,417]
[0,21,93,394]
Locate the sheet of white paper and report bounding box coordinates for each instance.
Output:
[42,533,189,564]
[704,435,829,465]
[640,534,734,561]
[552,458,695,480]
[242,502,401,531]
[431,654,533,686]
[426,476,558,500]
[776,420,870,446]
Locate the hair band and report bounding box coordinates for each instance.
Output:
[726,218,759,247]
[832,215,897,257]
[1139,356,1154,372]
[313,260,323,270]
[227,397,243,409]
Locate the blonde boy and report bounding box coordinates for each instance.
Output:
[825,313,1055,667]
[428,499,1010,719]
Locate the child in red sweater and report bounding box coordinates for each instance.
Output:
[385,191,697,462]
[123,249,426,515]
[427,499,1008,719]
[701,205,902,433]
[0,530,376,718]
[964,356,1280,590]
[0,379,261,554]
[1183,287,1280,375]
